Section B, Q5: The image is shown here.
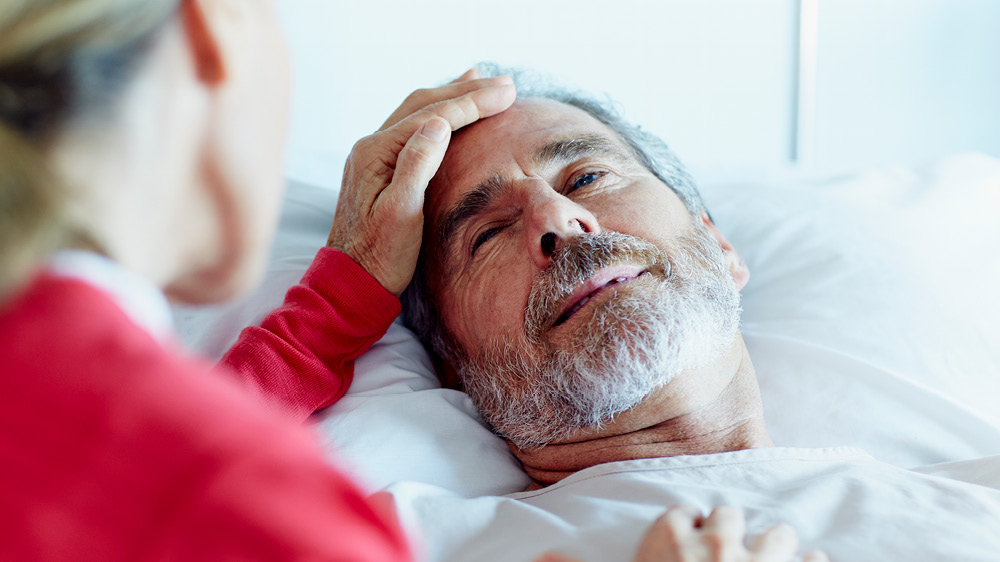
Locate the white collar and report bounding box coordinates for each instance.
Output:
[47,250,174,341]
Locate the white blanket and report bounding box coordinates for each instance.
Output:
[384,448,1000,562]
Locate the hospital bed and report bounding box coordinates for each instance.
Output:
[173,153,1000,561]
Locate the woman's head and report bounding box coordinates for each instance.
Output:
[0,0,290,304]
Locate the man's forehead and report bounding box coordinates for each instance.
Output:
[429,99,629,212]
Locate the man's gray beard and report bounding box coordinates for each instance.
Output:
[456,225,743,449]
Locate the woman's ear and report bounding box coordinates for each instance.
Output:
[180,0,226,84]
[165,0,290,304]
[700,212,750,290]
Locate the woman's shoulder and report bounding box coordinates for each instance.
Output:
[0,273,409,560]
[1,272,259,439]
[1,272,305,441]
[2,273,183,391]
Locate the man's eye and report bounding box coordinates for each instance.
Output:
[569,170,609,192]
[471,225,504,256]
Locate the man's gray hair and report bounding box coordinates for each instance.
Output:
[401,63,707,367]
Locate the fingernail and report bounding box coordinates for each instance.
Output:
[419,117,449,142]
[488,82,517,95]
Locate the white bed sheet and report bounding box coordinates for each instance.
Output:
[382,448,1000,562]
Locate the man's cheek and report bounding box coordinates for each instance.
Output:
[447,284,493,350]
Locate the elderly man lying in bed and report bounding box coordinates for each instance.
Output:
[401,80,759,485]
[374,70,1000,561]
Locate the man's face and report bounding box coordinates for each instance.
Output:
[423,99,743,446]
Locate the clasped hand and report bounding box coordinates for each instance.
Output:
[327,68,516,296]
[538,506,829,562]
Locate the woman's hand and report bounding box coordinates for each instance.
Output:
[535,506,829,562]
[327,68,516,297]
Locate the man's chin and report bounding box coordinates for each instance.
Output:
[506,382,670,450]
[541,275,664,350]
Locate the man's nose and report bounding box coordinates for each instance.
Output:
[524,191,601,270]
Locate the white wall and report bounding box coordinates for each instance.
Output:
[812,0,1000,170]
[275,0,1000,188]
[276,0,796,187]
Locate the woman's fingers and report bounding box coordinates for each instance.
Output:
[374,115,451,234]
[629,505,815,562]
[327,118,450,296]
[361,81,514,189]
[662,504,703,536]
[633,505,701,562]
[802,550,831,562]
[534,553,583,562]
[698,506,753,561]
[381,81,514,149]
[378,74,512,130]
[702,506,747,544]
[328,71,516,297]
[448,66,482,84]
[352,82,515,207]
[387,117,451,213]
[749,524,799,561]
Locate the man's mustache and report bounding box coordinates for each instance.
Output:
[524,232,671,339]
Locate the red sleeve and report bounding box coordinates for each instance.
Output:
[219,247,401,421]
[154,409,414,562]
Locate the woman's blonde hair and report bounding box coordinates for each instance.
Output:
[0,0,178,301]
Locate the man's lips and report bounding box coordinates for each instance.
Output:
[552,265,648,327]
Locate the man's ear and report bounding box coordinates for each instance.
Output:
[700,212,750,290]
[180,0,227,84]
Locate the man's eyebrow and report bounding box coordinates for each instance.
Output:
[435,133,631,257]
[437,173,508,255]
[533,132,632,167]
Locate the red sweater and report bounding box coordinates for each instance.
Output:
[0,248,411,561]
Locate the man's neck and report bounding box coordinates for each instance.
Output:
[510,342,773,488]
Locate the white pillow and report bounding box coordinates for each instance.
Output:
[172,154,1000,496]
[701,157,1000,468]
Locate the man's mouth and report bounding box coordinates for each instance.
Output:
[552,265,648,327]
